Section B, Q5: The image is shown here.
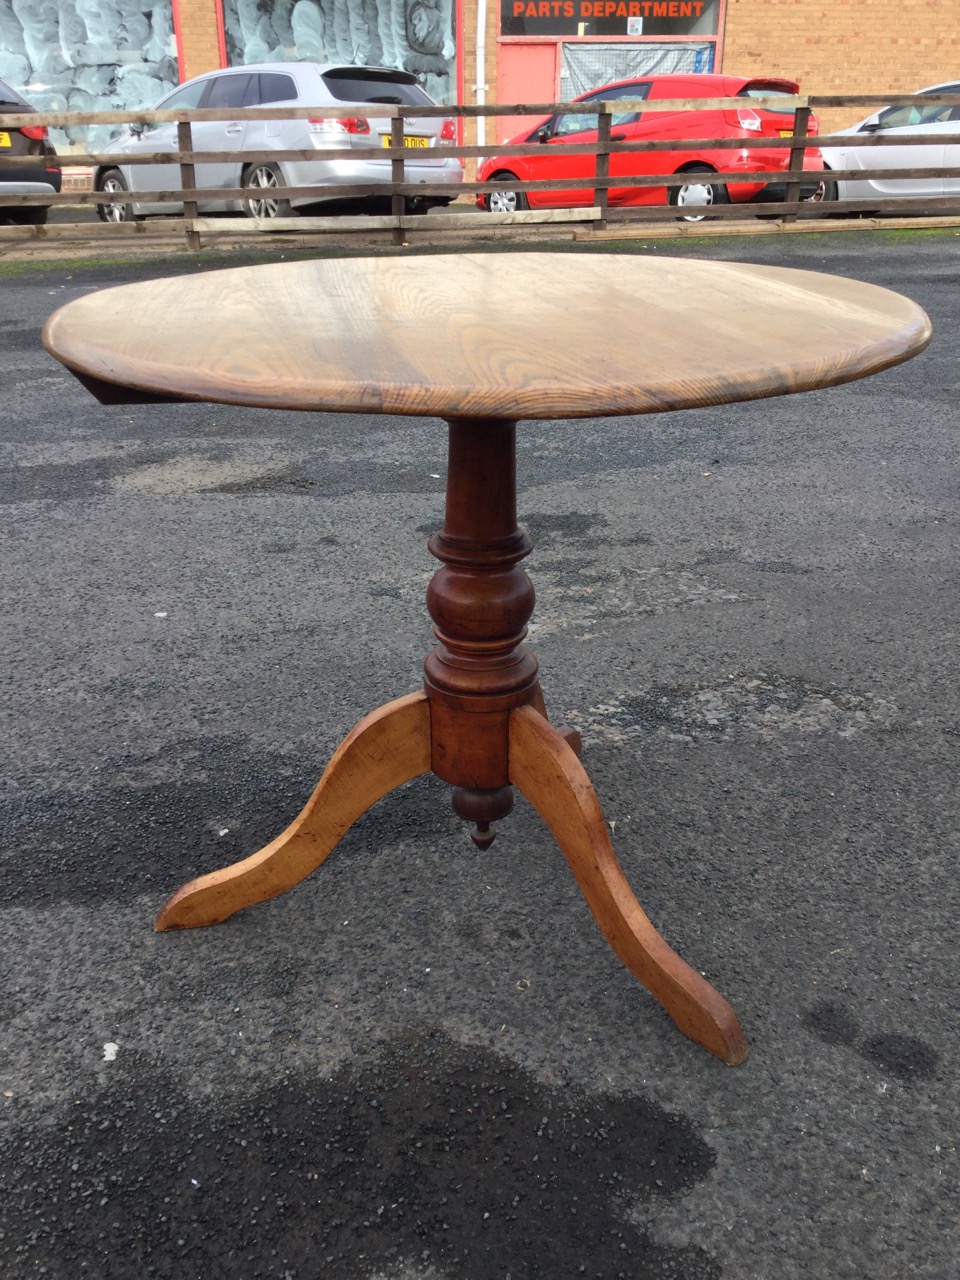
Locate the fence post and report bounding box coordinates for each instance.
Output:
[782,105,811,224]
[177,119,201,250]
[595,107,611,230]
[391,115,406,247]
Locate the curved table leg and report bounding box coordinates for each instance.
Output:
[530,682,582,757]
[508,704,748,1065]
[155,691,432,931]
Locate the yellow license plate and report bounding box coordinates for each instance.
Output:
[381,135,430,148]
[0,132,10,147]
[778,129,794,137]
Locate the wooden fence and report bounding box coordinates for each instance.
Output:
[2,90,960,251]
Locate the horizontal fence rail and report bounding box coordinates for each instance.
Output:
[3,91,960,249]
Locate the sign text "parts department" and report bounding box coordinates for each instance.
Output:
[510,0,706,16]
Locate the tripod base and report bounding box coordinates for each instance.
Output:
[155,691,747,1066]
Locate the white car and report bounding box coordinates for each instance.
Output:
[820,81,960,205]
[94,62,462,221]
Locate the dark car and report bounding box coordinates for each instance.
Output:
[0,77,61,225]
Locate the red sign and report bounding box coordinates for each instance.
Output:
[510,0,706,15]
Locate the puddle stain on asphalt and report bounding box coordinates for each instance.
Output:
[801,1000,939,1082]
[577,674,898,745]
[1,1031,720,1280]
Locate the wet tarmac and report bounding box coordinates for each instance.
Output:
[1,231,958,1278]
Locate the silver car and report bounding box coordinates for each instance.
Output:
[820,81,960,206]
[94,62,462,221]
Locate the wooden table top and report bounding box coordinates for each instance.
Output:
[42,253,931,420]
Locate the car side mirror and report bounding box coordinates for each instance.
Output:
[536,127,551,143]
[858,121,880,134]
[130,122,145,137]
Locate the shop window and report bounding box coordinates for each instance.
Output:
[561,40,713,98]
[221,0,457,105]
[0,0,178,147]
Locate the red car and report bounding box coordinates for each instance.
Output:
[478,73,826,219]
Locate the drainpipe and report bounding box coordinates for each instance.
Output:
[474,0,487,148]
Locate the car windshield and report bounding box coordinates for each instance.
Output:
[135,78,207,135]
[0,81,30,109]
[159,81,208,111]
[322,69,432,107]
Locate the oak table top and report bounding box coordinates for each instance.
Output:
[42,253,932,1067]
[42,252,931,418]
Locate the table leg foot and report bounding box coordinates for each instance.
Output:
[154,692,432,931]
[508,705,748,1065]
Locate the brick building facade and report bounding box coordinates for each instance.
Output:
[721,0,960,130]
[173,0,225,82]
[170,0,960,135]
[0,0,954,143]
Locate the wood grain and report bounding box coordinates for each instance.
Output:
[154,692,431,930]
[42,253,931,421]
[508,704,748,1064]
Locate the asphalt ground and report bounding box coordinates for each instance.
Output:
[1,230,958,1279]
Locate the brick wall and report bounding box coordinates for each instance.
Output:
[458,0,502,167]
[721,0,960,132]
[175,0,224,82]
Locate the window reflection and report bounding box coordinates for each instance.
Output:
[0,0,178,147]
[222,0,458,106]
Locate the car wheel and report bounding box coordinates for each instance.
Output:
[7,205,48,225]
[405,196,455,213]
[669,166,728,222]
[485,173,528,214]
[243,163,293,219]
[806,169,843,217]
[96,169,135,223]
[757,171,839,220]
[804,176,836,204]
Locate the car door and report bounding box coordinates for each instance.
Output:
[534,108,600,207]
[842,102,947,198]
[532,83,652,208]
[190,72,253,202]
[936,105,960,194]
[594,84,653,205]
[120,78,209,212]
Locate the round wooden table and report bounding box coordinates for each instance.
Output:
[43,252,931,1065]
